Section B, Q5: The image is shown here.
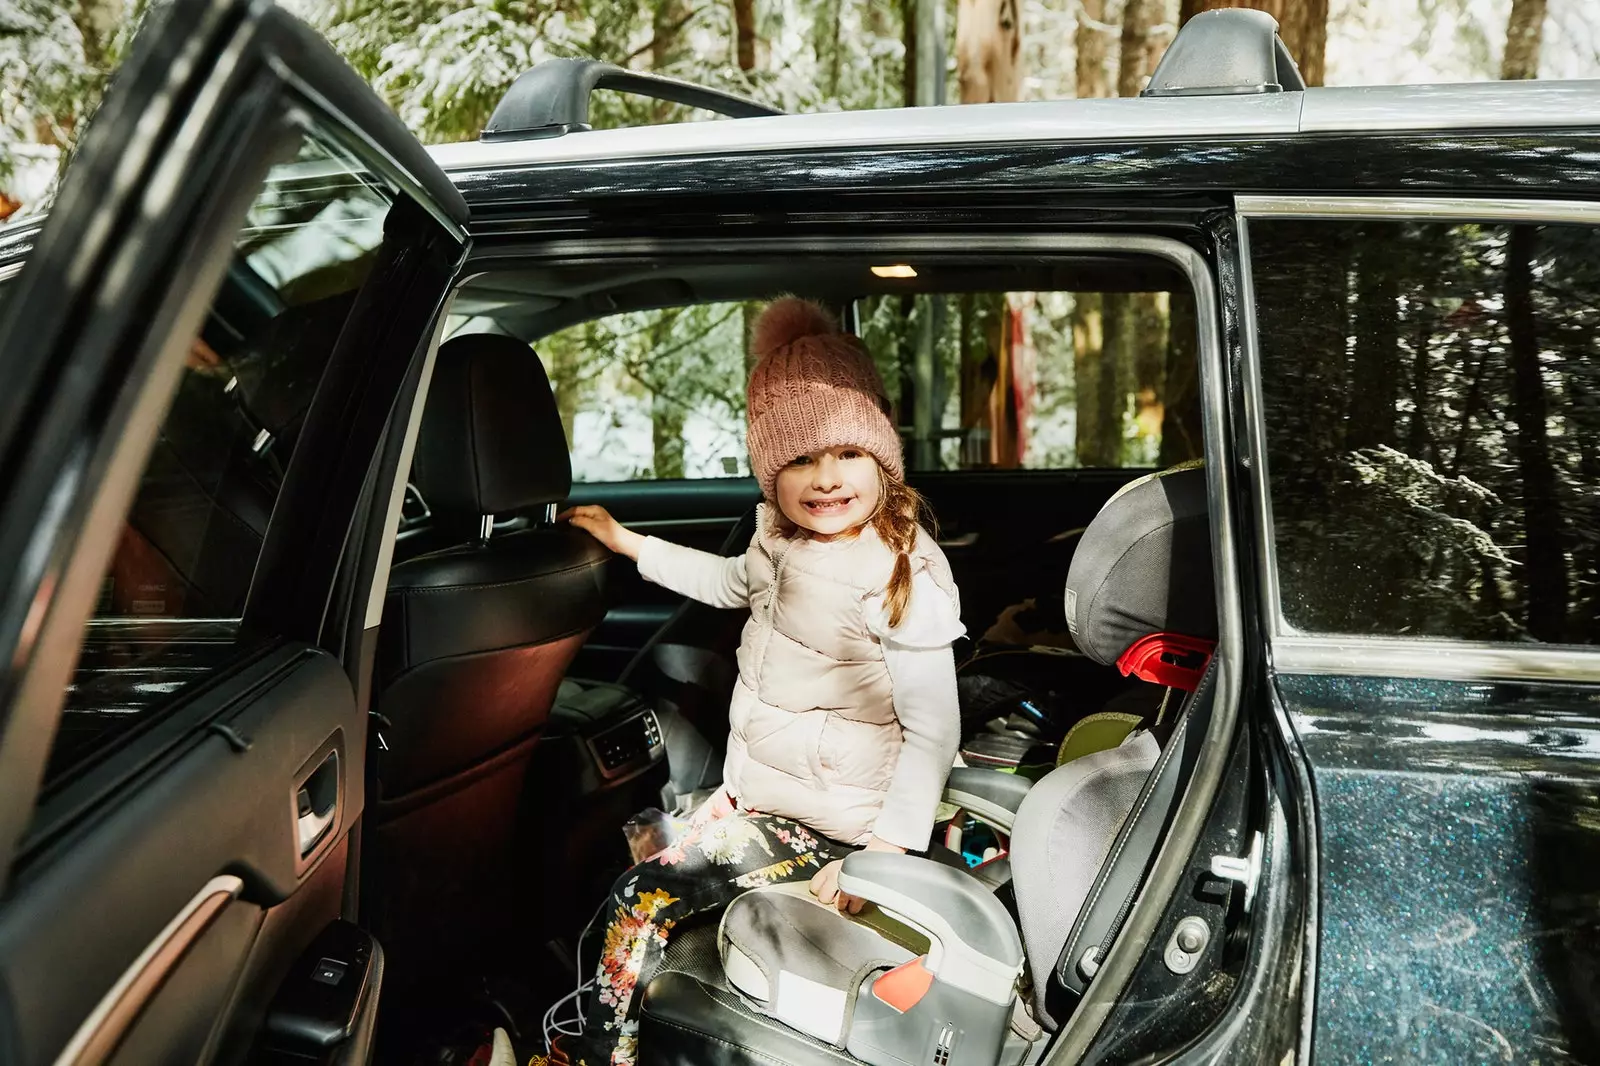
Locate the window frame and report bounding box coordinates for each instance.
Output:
[507,267,1198,487]
[487,231,1243,1058]
[1237,194,1600,684]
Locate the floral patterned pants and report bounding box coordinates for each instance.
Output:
[564,810,852,1066]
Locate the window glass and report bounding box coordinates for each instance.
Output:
[1251,218,1600,646]
[534,288,1200,483]
[50,132,393,787]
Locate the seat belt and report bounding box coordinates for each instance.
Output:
[1046,657,1219,1019]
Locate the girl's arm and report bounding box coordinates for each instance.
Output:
[866,572,966,851]
[561,504,749,609]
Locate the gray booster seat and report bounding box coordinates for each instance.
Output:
[637,465,1216,1066]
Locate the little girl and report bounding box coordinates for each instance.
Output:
[552,297,964,1066]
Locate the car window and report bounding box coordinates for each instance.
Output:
[1251,217,1600,646]
[534,288,1200,484]
[47,130,393,789]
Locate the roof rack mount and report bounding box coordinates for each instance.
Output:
[482,58,783,142]
[1141,9,1307,98]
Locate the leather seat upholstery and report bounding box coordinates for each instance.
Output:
[367,332,610,968]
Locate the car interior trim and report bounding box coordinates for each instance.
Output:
[1236,195,1600,686]
[50,874,244,1066]
[364,291,460,629]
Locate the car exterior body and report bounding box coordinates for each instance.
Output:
[0,1,1596,1063]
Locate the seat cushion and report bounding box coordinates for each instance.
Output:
[718,888,919,1046]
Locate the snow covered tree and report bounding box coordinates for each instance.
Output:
[0,0,147,216]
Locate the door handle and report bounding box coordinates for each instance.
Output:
[296,750,339,858]
[937,531,979,549]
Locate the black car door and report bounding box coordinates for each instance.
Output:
[0,1,466,1063]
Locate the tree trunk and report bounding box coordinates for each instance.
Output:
[1076,0,1115,101]
[1505,225,1568,641]
[1115,0,1171,458]
[651,392,686,479]
[902,0,918,108]
[1346,227,1400,450]
[1178,0,1327,87]
[651,0,688,69]
[1073,294,1111,465]
[1501,0,1546,80]
[1158,289,1202,467]
[956,0,1022,104]
[649,0,690,123]
[1561,355,1600,644]
[1071,0,1116,466]
[913,0,945,107]
[1407,314,1435,463]
[1118,0,1168,98]
[826,0,844,97]
[734,0,757,71]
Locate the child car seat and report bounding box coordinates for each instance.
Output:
[633,464,1216,1066]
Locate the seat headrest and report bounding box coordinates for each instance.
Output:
[412,333,571,515]
[1064,463,1216,690]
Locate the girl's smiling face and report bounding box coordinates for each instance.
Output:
[775,446,882,540]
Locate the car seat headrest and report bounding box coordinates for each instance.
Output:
[1064,462,1216,691]
[412,333,572,515]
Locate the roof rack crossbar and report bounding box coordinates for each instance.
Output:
[482,58,782,142]
[1141,9,1306,98]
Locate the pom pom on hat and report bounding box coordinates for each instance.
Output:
[745,297,904,500]
[751,297,841,360]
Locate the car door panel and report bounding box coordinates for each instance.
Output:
[569,477,759,678]
[3,646,358,1066]
[1275,674,1600,1064]
[0,2,466,1063]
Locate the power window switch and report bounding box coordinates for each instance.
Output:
[311,958,346,985]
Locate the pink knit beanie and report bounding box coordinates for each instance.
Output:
[746,298,904,501]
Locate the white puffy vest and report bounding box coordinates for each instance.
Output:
[724,506,957,845]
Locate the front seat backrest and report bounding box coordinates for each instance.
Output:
[377,332,609,797]
[368,333,610,968]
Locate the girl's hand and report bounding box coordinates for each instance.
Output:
[809,836,906,914]
[558,504,645,560]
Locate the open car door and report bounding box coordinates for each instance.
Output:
[0,1,466,1062]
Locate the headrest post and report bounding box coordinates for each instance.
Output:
[541,502,558,527]
[478,514,495,543]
